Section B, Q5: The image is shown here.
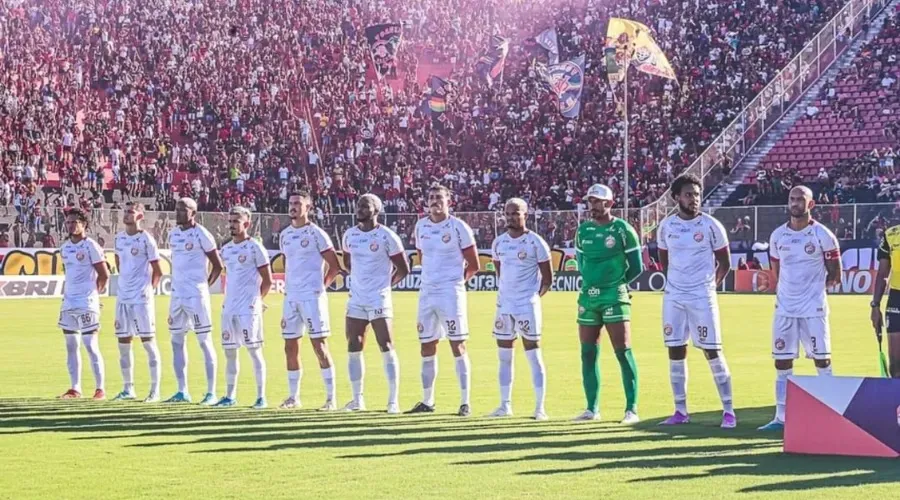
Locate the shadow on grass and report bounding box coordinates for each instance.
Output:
[3,399,897,493]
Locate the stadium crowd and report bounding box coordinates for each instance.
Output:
[1,0,849,223]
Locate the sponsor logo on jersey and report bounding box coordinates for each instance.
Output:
[604,236,616,248]
[131,247,139,256]
[517,250,527,260]
[774,338,786,351]
[663,324,673,336]
[693,231,704,242]
[587,287,600,297]
[804,242,815,255]
[300,239,310,248]
[442,233,451,243]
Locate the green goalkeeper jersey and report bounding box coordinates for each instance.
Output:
[575,217,641,305]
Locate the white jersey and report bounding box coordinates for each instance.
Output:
[221,238,270,313]
[414,215,475,291]
[342,225,404,304]
[168,224,217,299]
[114,230,160,304]
[657,213,729,297]
[60,237,105,312]
[279,223,333,299]
[492,230,551,311]
[769,221,840,318]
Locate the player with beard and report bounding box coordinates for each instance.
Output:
[760,186,841,431]
[488,198,553,419]
[573,184,643,423]
[341,194,410,413]
[278,191,342,410]
[57,208,110,400]
[406,185,481,417]
[164,197,224,405]
[657,174,736,428]
[112,203,164,403]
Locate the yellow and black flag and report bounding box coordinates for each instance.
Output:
[606,18,676,82]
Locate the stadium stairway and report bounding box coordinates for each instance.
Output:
[703,0,898,208]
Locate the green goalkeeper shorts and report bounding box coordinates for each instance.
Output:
[577,301,631,326]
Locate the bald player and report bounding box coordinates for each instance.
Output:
[760,185,841,431]
[341,193,410,413]
[489,198,553,419]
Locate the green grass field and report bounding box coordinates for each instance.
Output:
[1,292,898,499]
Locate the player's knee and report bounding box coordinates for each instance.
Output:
[523,339,540,351]
[774,359,793,370]
[703,349,720,360]
[420,341,437,357]
[668,345,687,360]
[450,340,466,357]
[118,337,132,345]
[497,339,515,350]
[814,358,831,369]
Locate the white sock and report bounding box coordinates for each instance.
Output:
[775,368,793,422]
[142,339,161,394]
[382,350,399,406]
[708,356,734,414]
[817,365,833,376]
[287,369,301,400]
[455,353,471,406]
[171,336,188,393]
[348,351,365,401]
[321,366,336,401]
[118,343,134,392]
[82,334,105,391]
[670,359,688,414]
[421,355,438,406]
[225,349,239,400]
[65,334,83,393]
[248,347,266,400]
[498,348,514,407]
[197,333,218,396]
[525,348,546,411]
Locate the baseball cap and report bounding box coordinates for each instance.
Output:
[586,184,614,201]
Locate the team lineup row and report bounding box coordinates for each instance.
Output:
[52,176,848,428]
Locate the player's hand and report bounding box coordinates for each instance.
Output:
[871,306,884,332]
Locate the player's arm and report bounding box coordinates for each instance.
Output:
[114,254,120,274]
[710,217,731,286]
[462,246,480,281]
[150,259,163,289]
[822,230,842,289]
[321,248,341,287]
[205,249,223,287]
[657,221,669,274]
[146,234,163,288]
[258,264,273,300]
[538,260,553,296]
[622,223,643,283]
[342,249,352,273]
[94,261,110,294]
[768,230,781,288]
[574,227,584,272]
[390,252,410,286]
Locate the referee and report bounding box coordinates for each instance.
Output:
[870,226,900,378]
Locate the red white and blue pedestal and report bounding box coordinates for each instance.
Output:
[784,375,900,458]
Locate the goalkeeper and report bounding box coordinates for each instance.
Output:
[573,184,644,424]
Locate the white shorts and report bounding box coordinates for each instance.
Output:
[772,315,831,360]
[168,295,213,336]
[115,301,156,338]
[493,305,542,342]
[346,293,393,322]
[662,293,722,349]
[221,312,264,349]
[282,294,331,340]
[59,309,101,334]
[417,288,469,343]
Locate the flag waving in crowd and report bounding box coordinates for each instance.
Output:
[422,75,453,130]
[474,35,510,87]
[365,23,403,80]
[539,54,585,119]
[534,28,560,65]
[606,18,677,82]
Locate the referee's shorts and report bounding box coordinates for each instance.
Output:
[886,290,900,333]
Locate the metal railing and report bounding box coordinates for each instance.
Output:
[2,202,897,250]
[639,0,888,235]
